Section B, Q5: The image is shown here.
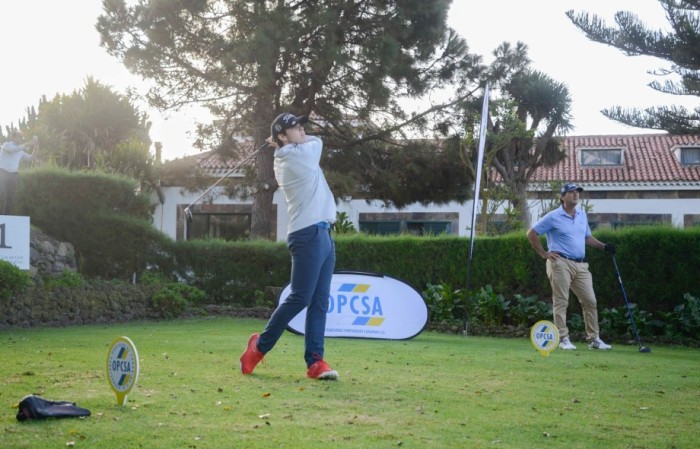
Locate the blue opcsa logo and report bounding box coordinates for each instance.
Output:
[329,283,384,325]
[280,272,428,339]
[337,283,370,293]
[530,320,560,357]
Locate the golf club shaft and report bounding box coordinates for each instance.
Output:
[184,142,270,217]
[612,255,644,347]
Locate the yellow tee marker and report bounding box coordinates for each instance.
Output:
[530,320,559,357]
[107,337,140,405]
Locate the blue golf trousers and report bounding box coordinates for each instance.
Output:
[257,223,336,367]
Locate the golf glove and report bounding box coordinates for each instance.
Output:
[604,243,616,254]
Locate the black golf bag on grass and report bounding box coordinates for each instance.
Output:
[16,395,91,421]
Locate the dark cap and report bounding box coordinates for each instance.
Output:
[271,113,308,137]
[560,182,583,196]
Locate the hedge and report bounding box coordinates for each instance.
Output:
[152,226,700,316]
[15,167,172,278]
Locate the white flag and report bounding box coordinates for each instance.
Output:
[468,83,490,259]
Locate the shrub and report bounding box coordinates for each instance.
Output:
[0,260,31,300]
[471,285,510,326]
[662,293,700,341]
[508,294,551,327]
[15,168,173,279]
[151,283,207,319]
[599,303,660,340]
[333,211,357,234]
[167,238,289,304]
[44,270,84,289]
[423,282,466,324]
[139,270,174,285]
[567,313,585,334]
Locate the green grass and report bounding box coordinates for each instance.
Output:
[1,318,698,449]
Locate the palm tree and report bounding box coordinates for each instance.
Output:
[477,69,573,229]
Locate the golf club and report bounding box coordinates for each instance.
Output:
[611,255,651,353]
[183,141,271,239]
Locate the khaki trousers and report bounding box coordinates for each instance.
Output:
[546,258,600,341]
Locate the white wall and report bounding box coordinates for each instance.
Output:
[582,198,699,228]
[152,188,699,242]
[152,187,477,241]
[152,186,285,240]
[336,199,476,237]
[527,198,700,228]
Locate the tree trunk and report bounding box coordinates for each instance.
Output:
[511,185,531,229]
[249,84,279,239]
[250,144,277,239]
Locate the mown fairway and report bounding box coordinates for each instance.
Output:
[1,318,698,449]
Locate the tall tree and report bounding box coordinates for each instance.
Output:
[566,1,700,134]
[97,0,481,238]
[322,136,473,208]
[462,43,573,229]
[24,77,152,176]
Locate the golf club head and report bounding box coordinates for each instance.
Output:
[639,346,651,353]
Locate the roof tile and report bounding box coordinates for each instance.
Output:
[530,134,700,184]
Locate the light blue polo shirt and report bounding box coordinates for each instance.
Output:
[531,205,591,259]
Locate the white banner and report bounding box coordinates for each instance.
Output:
[463,84,490,333]
[469,82,490,257]
[0,215,30,270]
[279,271,428,340]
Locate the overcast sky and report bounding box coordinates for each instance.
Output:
[0,0,689,162]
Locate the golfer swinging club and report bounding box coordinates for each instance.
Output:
[526,183,615,351]
[239,112,339,380]
[0,132,39,215]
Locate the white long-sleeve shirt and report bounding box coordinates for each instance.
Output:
[0,142,33,172]
[274,135,336,235]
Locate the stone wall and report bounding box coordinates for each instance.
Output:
[1,284,160,329]
[1,230,267,329]
[0,229,160,329]
[29,229,78,281]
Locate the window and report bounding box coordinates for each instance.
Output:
[179,203,259,241]
[611,221,656,230]
[359,221,401,235]
[359,220,452,236]
[188,213,251,240]
[406,221,451,236]
[580,148,623,166]
[359,212,457,236]
[680,147,700,165]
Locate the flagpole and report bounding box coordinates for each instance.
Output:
[464,82,490,335]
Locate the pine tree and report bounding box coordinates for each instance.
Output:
[567,1,700,134]
[97,0,480,238]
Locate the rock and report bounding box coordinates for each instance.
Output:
[29,228,77,279]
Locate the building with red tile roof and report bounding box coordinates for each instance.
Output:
[523,134,700,229]
[532,134,700,185]
[152,134,700,241]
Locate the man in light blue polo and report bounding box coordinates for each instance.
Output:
[526,182,616,350]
